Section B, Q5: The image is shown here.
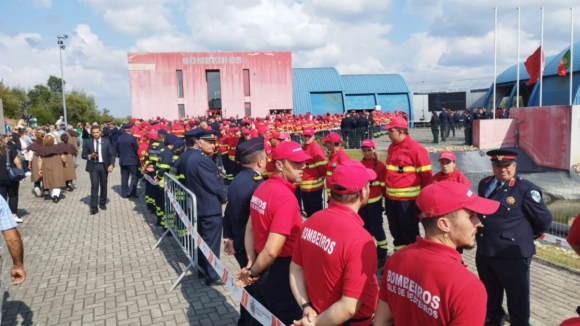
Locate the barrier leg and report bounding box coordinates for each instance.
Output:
[153,229,171,249]
[170,261,195,291]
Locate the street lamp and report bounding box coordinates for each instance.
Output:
[57,35,68,127]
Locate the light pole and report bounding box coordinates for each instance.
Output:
[57,35,68,127]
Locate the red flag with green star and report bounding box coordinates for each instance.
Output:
[558,49,571,76]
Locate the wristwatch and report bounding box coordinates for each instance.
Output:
[301,302,312,310]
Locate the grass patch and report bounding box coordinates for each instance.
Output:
[535,242,580,270]
[345,149,363,161]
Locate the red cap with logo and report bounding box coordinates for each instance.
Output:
[330,160,377,194]
[361,139,375,148]
[272,141,311,162]
[382,117,408,130]
[147,130,158,140]
[279,132,290,140]
[415,182,499,219]
[438,151,456,161]
[321,132,343,144]
[302,128,314,137]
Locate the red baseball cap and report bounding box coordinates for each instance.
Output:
[272,141,311,162]
[147,130,158,140]
[416,182,499,219]
[330,161,377,194]
[321,132,343,144]
[270,131,281,139]
[361,139,375,148]
[243,129,251,135]
[382,117,408,130]
[302,128,314,137]
[279,132,290,140]
[438,151,456,161]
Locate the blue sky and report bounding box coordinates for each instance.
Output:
[0,0,578,117]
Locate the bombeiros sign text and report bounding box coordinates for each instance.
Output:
[182,57,242,65]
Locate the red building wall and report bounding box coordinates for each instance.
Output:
[127,51,293,119]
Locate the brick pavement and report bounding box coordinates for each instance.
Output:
[0,146,578,325]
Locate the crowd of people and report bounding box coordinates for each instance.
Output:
[5,107,579,325]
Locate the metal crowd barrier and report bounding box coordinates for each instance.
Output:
[144,174,286,325]
[148,174,200,291]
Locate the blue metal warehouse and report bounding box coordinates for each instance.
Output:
[486,40,580,109]
[292,68,414,123]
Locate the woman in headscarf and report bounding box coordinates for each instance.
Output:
[28,130,45,197]
[38,134,67,203]
[59,133,77,191]
[0,134,23,222]
[65,127,80,167]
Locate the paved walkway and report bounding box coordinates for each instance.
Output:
[0,129,578,325]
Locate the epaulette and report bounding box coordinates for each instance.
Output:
[253,175,263,181]
[508,178,516,187]
[484,176,494,183]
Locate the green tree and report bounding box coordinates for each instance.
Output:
[28,107,54,126]
[28,84,52,107]
[0,80,21,119]
[47,75,63,95]
[100,108,115,123]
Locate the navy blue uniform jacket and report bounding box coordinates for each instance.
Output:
[116,133,139,166]
[185,149,227,217]
[476,176,553,258]
[223,168,264,253]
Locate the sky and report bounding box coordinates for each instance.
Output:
[0,0,578,117]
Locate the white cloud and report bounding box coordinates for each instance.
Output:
[32,0,52,8]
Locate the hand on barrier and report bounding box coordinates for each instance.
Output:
[223,238,235,255]
[293,307,318,326]
[235,266,259,287]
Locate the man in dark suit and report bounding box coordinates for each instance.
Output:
[439,108,450,142]
[476,149,553,326]
[223,137,265,325]
[116,123,139,198]
[185,130,227,286]
[82,125,115,215]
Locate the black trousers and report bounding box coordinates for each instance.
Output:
[0,181,19,215]
[89,163,108,209]
[440,125,449,141]
[448,122,455,137]
[233,251,258,326]
[384,198,419,249]
[359,200,388,257]
[300,189,323,217]
[197,214,222,282]
[476,255,532,326]
[250,257,302,326]
[431,127,439,143]
[120,165,138,197]
[464,126,473,145]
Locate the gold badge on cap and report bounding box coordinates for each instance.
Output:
[497,155,504,161]
[506,196,515,205]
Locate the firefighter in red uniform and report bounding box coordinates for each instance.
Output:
[430,151,470,187]
[383,117,432,251]
[171,119,185,138]
[321,132,350,197]
[375,182,496,326]
[299,128,327,217]
[290,160,378,326]
[236,141,310,325]
[359,139,389,265]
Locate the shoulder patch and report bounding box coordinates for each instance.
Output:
[530,190,542,203]
[253,175,263,181]
[484,176,493,184]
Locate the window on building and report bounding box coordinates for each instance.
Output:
[178,104,185,118]
[176,70,184,98]
[243,69,250,96]
[245,102,251,116]
[206,70,222,110]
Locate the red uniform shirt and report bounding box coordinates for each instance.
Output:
[292,202,378,324]
[385,136,432,201]
[566,213,580,246]
[250,175,302,257]
[300,142,327,192]
[379,237,487,325]
[325,148,350,190]
[361,157,387,204]
[430,169,470,188]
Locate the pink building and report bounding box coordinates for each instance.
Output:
[127,51,293,119]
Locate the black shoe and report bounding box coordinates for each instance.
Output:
[52,196,60,203]
[203,279,225,286]
[90,208,98,215]
[99,204,107,210]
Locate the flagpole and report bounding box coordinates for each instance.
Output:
[571,7,574,106]
[540,6,544,106]
[493,6,497,119]
[517,7,520,108]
